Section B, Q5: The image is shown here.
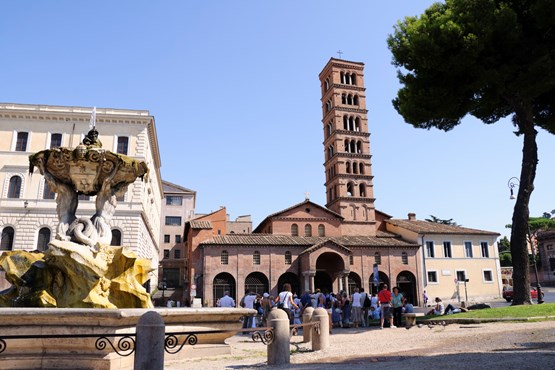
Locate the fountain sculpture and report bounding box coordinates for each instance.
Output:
[0,127,152,308]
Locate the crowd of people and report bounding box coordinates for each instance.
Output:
[219,283,422,331]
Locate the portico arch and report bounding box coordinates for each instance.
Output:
[368,272,390,294]
[244,271,269,296]
[213,272,236,305]
[277,272,300,296]
[396,271,417,305]
[315,251,346,293]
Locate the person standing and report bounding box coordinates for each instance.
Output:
[370,293,380,320]
[218,291,235,307]
[351,287,362,328]
[275,283,299,325]
[300,289,312,314]
[391,286,404,327]
[241,290,257,331]
[359,288,370,327]
[377,284,396,329]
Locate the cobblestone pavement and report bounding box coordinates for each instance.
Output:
[164,320,555,369]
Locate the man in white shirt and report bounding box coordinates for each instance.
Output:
[351,287,362,328]
[242,290,257,330]
[218,291,235,307]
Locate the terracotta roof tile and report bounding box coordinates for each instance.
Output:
[387,219,499,236]
[189,220,212,229]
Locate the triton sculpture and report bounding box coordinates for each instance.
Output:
[0,127,153,308]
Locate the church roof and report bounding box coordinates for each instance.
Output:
[387,219,499,236]
[200,234,418,248]
[253,199,343,233]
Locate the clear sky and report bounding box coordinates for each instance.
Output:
[1,1,553,238]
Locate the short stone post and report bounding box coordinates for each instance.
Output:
[134,311,165,370]
[404,313,417,328]
[311,307,329,351]
[267,308,290,365]
[302,307,314,343]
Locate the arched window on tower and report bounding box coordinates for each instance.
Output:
[327,123,333,137]
[347,182,354,197]
[326,100,332,112]
[327,145,334,160]
[350,141,356,153]
[344,139,349,152]
[8,176,22,198]
[291,224,299,236]
[359,183,366,197]
[37,227,51,251]
[1,226,14,251]
[353,162,358,174]
[359,163,364,174]
[347,94,353,105]
[357,141,362,153]
[340,71,345,84]
[304,224,312,237]
[354,94,359,105]
[348,116,354,131]
[343,115,348,130]
[341,93,347,104]
[346,162,351,174]
[355,117,361,131]
[318,224,325,237]
[351,73,357,85]
[325,78,330,91]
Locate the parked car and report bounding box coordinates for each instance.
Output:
[502,286,544,302]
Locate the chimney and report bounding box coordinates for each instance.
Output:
[408,213,416,221]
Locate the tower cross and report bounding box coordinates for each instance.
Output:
[336,50,343,59]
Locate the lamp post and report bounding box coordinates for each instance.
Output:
[508,177,544,304]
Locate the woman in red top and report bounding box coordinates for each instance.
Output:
[377,284,396,329]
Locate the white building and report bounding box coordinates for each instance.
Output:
[0,103,163,292]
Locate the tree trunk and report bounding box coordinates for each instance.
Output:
[509,102,537,305]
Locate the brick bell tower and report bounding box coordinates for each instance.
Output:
[319,58,377,236]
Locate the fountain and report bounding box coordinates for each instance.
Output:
[0,126,249,369]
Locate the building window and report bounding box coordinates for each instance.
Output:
[15,132,28,151]
[110,229,122,246]
[401,252,408,264]
[164,234,170,243]
[481,242,490,258]
[8,176,22,198]
[349,255,354,265]
[37,227,51,251]
[303,224,311,237]
[1,227,14,251]
[443,241,452,258]
[117,136,129,155]
[253,251,260,265]
[427,271,438,283]
[464,241,473,258]
[456,270,467,282]
[163,249,170,259]
[374,252,381,265]
[166,196,183,206]
[174,249,181,259]
[285,251,292,265]
[425,241,435,258]
[43,181,56,199]
[165,216,182,226]
[318,224,325,237]
[483,270,493,282]
[175,235,181,243]
[221,250,229,265]
[50,133,62,148]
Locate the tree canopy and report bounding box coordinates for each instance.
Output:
[388,0,555,305]
[425,215,459,226]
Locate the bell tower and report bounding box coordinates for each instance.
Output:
[319,58,376,236]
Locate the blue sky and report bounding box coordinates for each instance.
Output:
[2,1,554,238]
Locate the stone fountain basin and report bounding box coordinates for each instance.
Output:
[0,307,254,370]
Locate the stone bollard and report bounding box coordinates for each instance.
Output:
[302,307,314,343]
[267,308,290,365]
[134,311,165,370]
[311,307,329,351]
[404,313,417,328]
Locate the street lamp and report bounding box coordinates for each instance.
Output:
[507,177,544,304]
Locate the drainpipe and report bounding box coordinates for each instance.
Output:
[421,234,427,306]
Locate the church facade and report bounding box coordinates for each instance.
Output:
[184,58,480,307]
